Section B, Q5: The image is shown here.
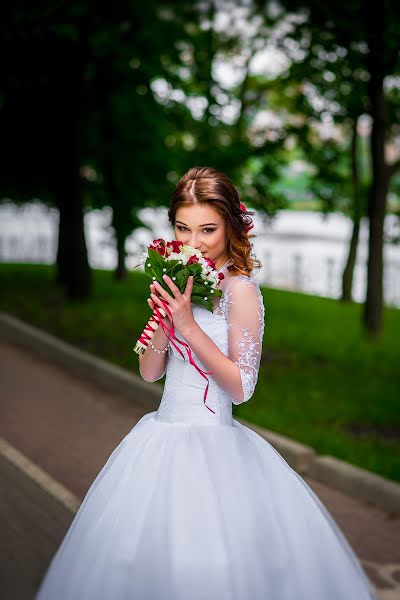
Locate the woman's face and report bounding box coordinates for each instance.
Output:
[174,204,229,270]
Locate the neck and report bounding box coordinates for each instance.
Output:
[215,256,231,271]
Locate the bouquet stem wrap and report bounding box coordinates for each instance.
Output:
[134,307,169,351]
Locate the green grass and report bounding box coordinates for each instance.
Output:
[1,263,399,483]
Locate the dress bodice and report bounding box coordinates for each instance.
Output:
[155,259,265,427]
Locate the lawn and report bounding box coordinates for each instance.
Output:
[1,263,399,483]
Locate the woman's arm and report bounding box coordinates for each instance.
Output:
[180,277,265,404]
[138,323,170,382]
[144,272,265,401]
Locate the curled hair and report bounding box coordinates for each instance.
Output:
[168,166,262,277]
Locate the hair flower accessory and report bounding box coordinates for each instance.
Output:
[239,202,254,234]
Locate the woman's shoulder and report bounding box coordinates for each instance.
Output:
[223,273,264,315]
[224,271,261,292]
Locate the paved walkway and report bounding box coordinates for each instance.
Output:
[1,339,399,600]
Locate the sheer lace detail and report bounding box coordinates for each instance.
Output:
[212,287,231,320]
[225,275,265,404]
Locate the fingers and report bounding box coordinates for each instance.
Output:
[161,274,178,290]
[149,283,162,301]
[148,284,161,309]
[150,291,162,305]
[183,275,194,298]
[149,274,193,307]
[153,278,174,303]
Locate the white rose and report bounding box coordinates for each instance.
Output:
[167,252,187,264]
[181,245,202,261]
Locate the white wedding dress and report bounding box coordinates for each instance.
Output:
[35,260,378,600]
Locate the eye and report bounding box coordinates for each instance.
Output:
[176,226,216,234]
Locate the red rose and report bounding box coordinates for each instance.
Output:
[149,238,167,255]
[166,240,183,254]
[205,257,216,270]
[218,272,225,280]
[187,256,199,265]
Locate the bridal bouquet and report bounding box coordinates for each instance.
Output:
[132,238,225,412]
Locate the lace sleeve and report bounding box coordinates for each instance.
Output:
[226,276,265,404]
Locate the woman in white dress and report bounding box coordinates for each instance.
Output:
[35,166,378,599]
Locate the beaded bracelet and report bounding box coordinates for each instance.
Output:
[149,338,169,354]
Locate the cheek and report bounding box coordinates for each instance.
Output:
[175,229,185,240]
[212,231,225,246]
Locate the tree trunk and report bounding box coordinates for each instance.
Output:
[114,233,127,281]
[54,24,92,299]
[56,171,92,299]
[100,109,128,282]
[341,119,361,302]
[342,220,360,302]
[362,4,388,337]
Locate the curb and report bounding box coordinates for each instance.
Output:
[0,311,161,412]
[235,417,317,474]
[308,455,400,516]
[1,310,399,516]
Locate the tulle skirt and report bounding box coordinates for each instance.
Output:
[35,411,378,600]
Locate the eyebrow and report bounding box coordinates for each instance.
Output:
[175,220,218,227]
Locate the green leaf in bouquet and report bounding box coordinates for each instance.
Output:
[186,263,202,276]
[191,295,213,312]
[175,268,190,290]
[211,287,222,299]
[161,260,182,289]
[192,282,222,310]
[191,284,209,296]
[148,248,167,269]
[166,259,181,274]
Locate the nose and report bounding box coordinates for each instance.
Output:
[188,235,202,250]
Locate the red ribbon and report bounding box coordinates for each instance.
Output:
[151,300,216,414]
[139,312,166,346]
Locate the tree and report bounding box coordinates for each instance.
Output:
[263,0,400,335]
[0,1,185,293]
[0,1,93,299]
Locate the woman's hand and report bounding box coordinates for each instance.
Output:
[150,274,196,336]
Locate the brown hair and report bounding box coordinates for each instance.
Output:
[168,166,261,277]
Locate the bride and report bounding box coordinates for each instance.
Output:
[35,167,378,599]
